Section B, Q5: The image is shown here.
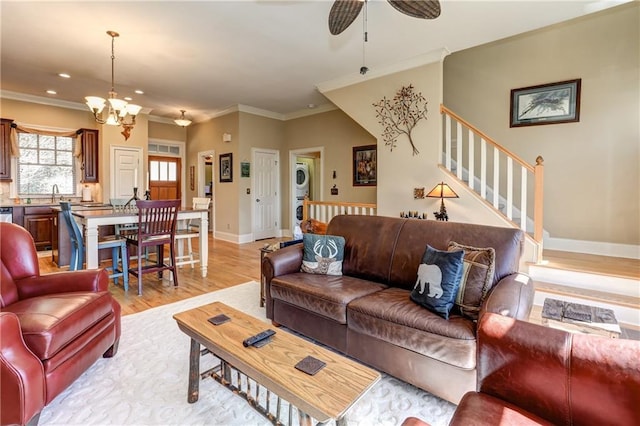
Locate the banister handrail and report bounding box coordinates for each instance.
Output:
[440,104,544,261]
[440,105,534,173]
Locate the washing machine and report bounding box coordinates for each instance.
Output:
[294,197,304,227]
[295,162,309,198]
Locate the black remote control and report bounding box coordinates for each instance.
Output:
[243,329,276,347]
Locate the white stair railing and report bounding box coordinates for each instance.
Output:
[441,105,544,248]
[303,198,377,224]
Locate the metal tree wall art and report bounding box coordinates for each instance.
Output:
[373,85,429,156]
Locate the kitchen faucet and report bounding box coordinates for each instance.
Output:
[51,184,60,203]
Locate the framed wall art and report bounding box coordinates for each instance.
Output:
[240,161,250,178]
[219,153,233,183]
[353,145,377,186]
[510,79,581,127]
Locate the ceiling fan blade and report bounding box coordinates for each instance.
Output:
[387,0,441,20]
[328,0,364,35]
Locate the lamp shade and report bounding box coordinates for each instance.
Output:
[174,110,192,127]
[426,182,459,199]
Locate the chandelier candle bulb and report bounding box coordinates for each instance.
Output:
[134,168,138,188]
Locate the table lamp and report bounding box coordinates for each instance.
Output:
[426,182,459,221]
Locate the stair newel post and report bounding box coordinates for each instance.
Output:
[534,156,545,262]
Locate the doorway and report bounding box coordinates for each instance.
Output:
[197,150,215,234]
[148,155,181,200]
[111,146,143,199]
[252,148,280,240]
[289,147,324,232]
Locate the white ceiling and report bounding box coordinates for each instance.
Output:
[0,0,627,123]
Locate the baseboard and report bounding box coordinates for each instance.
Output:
[544,236,640,260]
[214,231,239,243]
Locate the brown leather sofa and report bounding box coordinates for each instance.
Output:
[403,312,640,426]
[263,215,534,403]
[1,222,121,426]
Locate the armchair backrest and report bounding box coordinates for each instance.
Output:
[477,313,640,426]
[0,223,39,307]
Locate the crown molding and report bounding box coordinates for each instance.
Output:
[316,47,451,94]
[1,89,153,114]
[283,103,337,121]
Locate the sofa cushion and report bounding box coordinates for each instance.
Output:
[448,242,496,320]
[348,288,477,369]
[2,291,115,360]
[300,233,346,276]
[410,245,464,319]
[270,272,387,323]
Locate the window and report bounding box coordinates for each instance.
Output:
[150,160,177,182]
[17,133,76,196]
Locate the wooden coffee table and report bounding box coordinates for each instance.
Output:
[173,302,380,425]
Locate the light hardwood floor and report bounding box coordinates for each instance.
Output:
[39,236,285,316]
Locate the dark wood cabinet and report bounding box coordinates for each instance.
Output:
[23,206,57,251]
[0,118,13,181]
[79,128,99,183]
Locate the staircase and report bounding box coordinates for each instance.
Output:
[440,105,640,330]
[528,250,640,329]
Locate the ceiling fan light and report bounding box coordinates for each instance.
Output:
[85,96,106,112]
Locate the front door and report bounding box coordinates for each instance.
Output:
[253,149,279,240]
[149,156,181,200]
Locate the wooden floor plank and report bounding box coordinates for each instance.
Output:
[38,236,286,316]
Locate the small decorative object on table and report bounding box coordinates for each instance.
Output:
[541,298,621,338]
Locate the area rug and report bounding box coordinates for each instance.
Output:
[40,282,455,426]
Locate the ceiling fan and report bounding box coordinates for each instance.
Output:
[329,0,441,35]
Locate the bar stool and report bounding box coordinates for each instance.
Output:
[60,202,129,290]
[173,197,210,268]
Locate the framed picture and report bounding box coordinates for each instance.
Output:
[353,145,377,186]
[240,162,250,178]
[189,166,195,190]
[219,153,233,183]
[510,79,581,127]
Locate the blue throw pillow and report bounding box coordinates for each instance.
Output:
[410,245,465,319]
[300,233,346,276]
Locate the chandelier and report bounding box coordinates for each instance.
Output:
[174,110,192,127]
[85,31,142,140]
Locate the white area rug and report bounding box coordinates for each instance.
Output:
[40,282,455,426]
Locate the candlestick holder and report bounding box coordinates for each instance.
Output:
[124,187,140,207]
[144,190,151,200]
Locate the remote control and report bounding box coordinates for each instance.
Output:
[243,329,276,347]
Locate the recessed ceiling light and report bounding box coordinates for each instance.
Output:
[134,90,144,95]
[307,103,316,109]
[46,90,57,95]
[58,73,71,78]
[124,96,132,101]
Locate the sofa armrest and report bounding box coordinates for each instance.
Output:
[0,312,46,426]
[262,244,303,319]
[480,273,534,321]
[16,269,110,299]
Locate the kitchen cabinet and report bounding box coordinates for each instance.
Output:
[23,206,57,251]
[0,118,13,181]
[79,128,99,183]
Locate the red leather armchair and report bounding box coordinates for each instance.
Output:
[403,312,640,426]
[1,222,121,426]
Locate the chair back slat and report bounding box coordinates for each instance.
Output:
[60,201,85,270]
[136,199,180,239]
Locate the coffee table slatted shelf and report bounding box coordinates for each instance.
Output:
[174,302,380,425]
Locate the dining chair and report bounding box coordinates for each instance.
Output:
[59,202,129,290]
[172,197,211,268]
[125,199,180,295]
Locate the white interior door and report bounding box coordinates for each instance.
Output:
[112,147,142,199]
[253,149,279,240]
